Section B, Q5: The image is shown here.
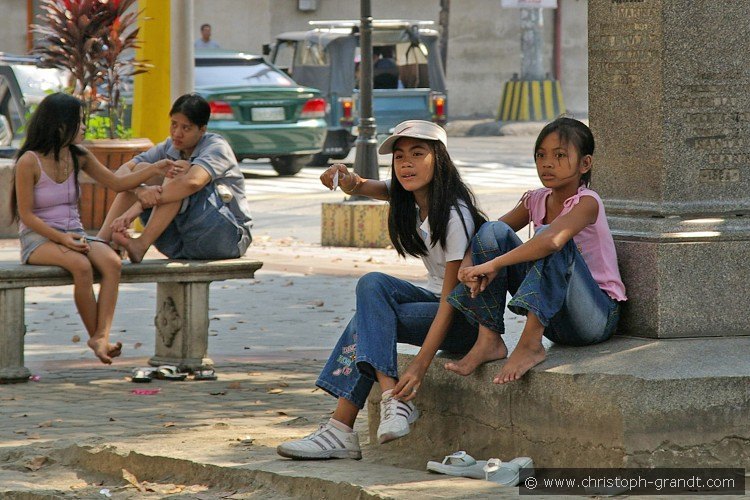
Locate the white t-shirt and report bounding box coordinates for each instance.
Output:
[418,205,475,294]
[383,179,475,294]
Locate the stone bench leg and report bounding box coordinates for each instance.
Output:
[0,288,31,383]
[149,281,213,372]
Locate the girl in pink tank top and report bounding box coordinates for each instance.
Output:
[445,117,626,384]
[13,93,173,365]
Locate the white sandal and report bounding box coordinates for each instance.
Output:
[484,456,534,486]
[426,451,488,479]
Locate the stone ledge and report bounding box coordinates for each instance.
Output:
[367,336,750,470]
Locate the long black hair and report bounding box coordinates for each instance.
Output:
[388,139,487,257]
[534,117,595,187]
[12,92,85,218]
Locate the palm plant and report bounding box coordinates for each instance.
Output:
[32,0,150,139]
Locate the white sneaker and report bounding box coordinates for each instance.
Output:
[277,421,362,460]
[377,391,419,444]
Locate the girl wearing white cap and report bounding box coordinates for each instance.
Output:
[277,120,486,460]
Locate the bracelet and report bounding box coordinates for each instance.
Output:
[342,176,362,195]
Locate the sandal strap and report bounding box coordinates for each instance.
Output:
[442,450,476,466]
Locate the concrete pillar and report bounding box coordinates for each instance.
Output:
[590,1,750,338]
[149,282,213,371]
[170,0,194,100]
[132,0,171,144]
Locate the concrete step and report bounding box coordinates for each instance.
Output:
[367,336,750,470]
[23,444,518,499]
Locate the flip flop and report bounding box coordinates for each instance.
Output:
[154,365,187,381]
[192,368,217,381]
[484,457,534,486]
[426,451,487,479]
[131,367,155,383]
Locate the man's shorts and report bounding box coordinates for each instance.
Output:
[139,184,251,259]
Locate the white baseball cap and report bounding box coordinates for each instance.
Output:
[378,120,448,154]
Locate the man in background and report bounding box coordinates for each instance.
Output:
[195,23,220,49]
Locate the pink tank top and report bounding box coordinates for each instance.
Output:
[18,151,83,233]
[522,186,627,301]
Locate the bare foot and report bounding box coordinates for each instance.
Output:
[112,232,146,264]
[87,337,113,365]
[493,341,546,384]
[445,329,508,376]
[108,341,123,359]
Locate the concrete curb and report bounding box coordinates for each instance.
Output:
[46,444,511,499]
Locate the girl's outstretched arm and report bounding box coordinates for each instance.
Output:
[14,154,89,253]
[320,163,390,201]
[393,259,462,401]
[79,149,174,192]
[459,197,599,295]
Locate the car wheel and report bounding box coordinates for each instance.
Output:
[308,153,331,167]
[270,155,312,176]
[331,147,352,161]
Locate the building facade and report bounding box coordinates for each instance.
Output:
[1,0,589,118]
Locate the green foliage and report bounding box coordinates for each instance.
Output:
[31,0,150,139]
[84,113,132,140]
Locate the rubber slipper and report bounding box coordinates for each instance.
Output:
[484,457,534,486]
[131,367,155,383]
[154,365,187,381]
[192,368,217,381]
[426,451,487,479]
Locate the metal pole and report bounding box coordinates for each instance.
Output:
[439,0,450,73]
[520,7,544,80]
[352,0,379,186]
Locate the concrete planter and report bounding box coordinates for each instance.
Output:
[79,138,154,230]
[0,159,17,238]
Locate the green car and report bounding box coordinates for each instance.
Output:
[195,50,327,176]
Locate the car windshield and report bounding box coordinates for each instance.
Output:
[12,65,67,102]
[195,59,294,87]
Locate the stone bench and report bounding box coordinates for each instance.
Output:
[0,258,263,383]
[366,336,750,469]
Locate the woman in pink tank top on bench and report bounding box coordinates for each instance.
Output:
[13,93,174,364]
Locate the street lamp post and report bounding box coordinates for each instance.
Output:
[352,0,379,190]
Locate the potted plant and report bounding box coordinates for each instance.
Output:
[32,0,153,229]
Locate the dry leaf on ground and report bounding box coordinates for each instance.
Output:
[24,456,47,471]
[122,469,146,493]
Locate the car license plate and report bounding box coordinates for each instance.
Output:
[251,107,285,121]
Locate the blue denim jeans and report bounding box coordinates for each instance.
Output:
[140,183,251,259]
[448,221,620,346]
[316,272,479,408]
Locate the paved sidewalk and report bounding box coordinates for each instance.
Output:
[0,131,538,497]
[0,238,529,498]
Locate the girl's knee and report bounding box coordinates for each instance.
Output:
[472,221,516,255]
[355,272,390,296]
[99,254,122,277]
[69,260,94,283]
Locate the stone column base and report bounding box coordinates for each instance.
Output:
[148,282,213,372]
[321,201,390,248]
